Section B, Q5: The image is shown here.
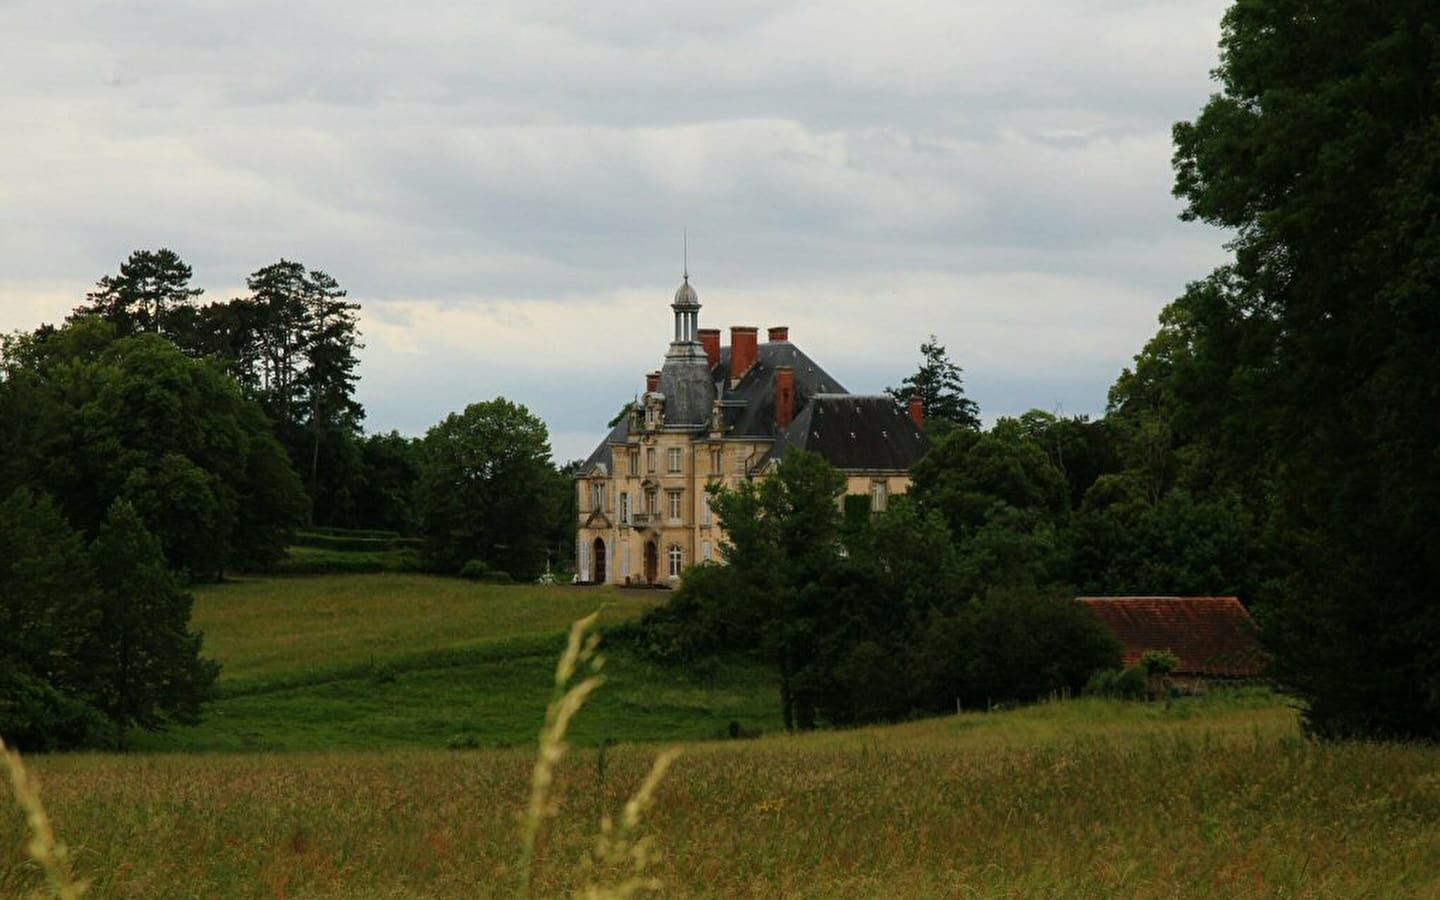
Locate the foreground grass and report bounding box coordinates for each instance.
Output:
[8,695,1440,898]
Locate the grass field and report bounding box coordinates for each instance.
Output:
[131,574,783,751]
[8,693,1440,898]
[6,573,1440,897]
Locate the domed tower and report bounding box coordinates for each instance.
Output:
[654,271,717,429]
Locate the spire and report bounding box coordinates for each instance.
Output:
[671,231,699,340]
[657,231,717,428]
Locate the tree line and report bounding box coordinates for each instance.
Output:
[0,249,576,748]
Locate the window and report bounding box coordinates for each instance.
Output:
[667,544,683,579]
[702,540,712,562]
[646,448,656,473]
[591,481,605,513]
[645,488,657,514]
[620,492,631,525]
[668,447,682,473]
[710,447,723,475]
[701,493,712,526]
[629,450,639,477]
[668,490,683,522]
[871,480,888,512]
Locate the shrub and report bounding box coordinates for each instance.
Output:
[269,547,428,575]
[458,559,490,580]
[1140,649,1180,677]
[0,667,117,752]
[1086,666,1147,700]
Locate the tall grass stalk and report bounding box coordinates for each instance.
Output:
[516,611,606,897]
[1,738,87,899]
[578,748,680,900]
[515,612,679,900]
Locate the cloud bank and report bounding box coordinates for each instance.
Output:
[1,0,1234,461]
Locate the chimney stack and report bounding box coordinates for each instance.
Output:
[768,325,789,342]
[730,326,758,383]
[646,371,661,393]
[908,391,925,430]
[775,365,795,430]
[699,328,721,369]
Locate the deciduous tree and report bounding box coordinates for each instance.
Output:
[416,398,558,580]
[84,499,219,748]
[1169,0,1440,738]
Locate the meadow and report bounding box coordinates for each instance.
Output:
[132,574,783,751]
[5,574,1440,898]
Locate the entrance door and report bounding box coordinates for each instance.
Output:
[644,541,658,584]
[592,538,606,584]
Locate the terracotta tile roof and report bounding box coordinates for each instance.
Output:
[1076,596,1265,677]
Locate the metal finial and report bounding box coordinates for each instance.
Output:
[683,229,688,281]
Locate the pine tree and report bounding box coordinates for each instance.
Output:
[886,335,980,431]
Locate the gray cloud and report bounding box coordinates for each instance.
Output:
[1,0,1235,463]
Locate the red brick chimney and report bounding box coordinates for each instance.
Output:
[646,371,661,393]
[768,325,789,342]
[699,328,721,369]
[730,326,758,382]
[908,391,925,430]
[775,365,795,430]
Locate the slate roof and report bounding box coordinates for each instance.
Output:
[763,394,928,471]
[713,340,848,438]
[580,335,927,476]
[1076,596,1264,677]
[581,418,628,473]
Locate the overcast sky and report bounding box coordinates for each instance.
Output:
[1,0,1234,463]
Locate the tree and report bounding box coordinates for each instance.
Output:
[297,269,364,513]
[235,261,364,525]
[0,488,100,703]
[70,248,203,338]
[1014,410,1121,510]
[416,398,558,580]
[84,499,219,748]
[1,326,305,578]
[909,420,1068,539]
[1169,0,1440,738]
[707,450,848,730]
[348,431,422,534]
[886,335,980,432]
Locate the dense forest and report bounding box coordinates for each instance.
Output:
[0,250,575,748]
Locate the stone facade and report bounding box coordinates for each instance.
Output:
[575,275,928,584]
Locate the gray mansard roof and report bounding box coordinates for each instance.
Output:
[581,417,629,473]
[712,340,847,438]
[761,394,928,471]
[580,336,927,476]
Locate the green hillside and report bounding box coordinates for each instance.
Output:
[132,574,784,751]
